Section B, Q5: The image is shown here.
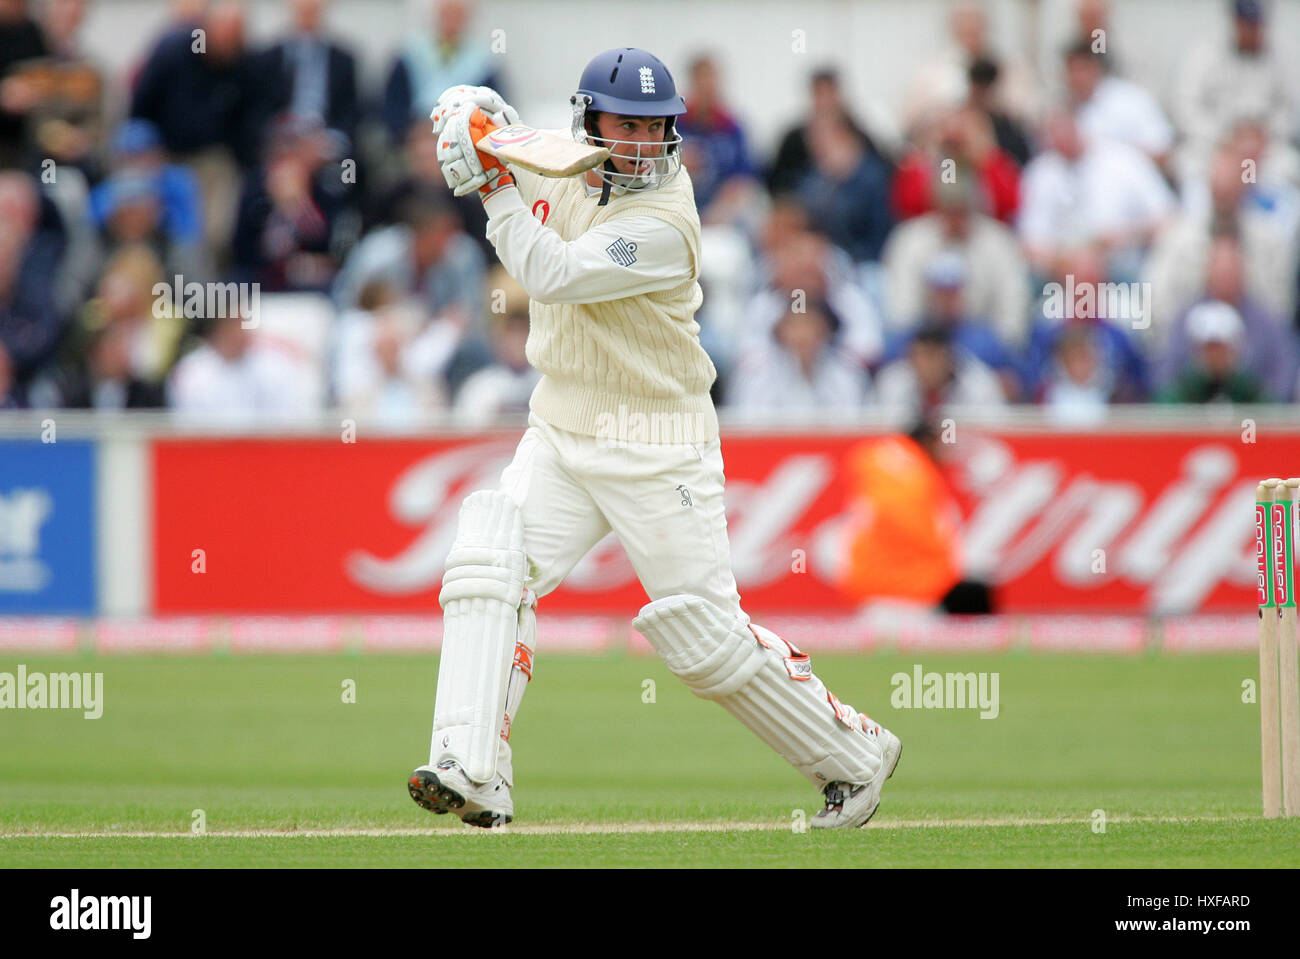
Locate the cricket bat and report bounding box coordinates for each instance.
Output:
[476,124,610,177]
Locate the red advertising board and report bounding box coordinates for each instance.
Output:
[152,427,1300,615]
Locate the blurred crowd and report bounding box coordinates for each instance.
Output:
[1,0,1298,425]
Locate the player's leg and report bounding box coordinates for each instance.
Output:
[490,422,611,789]
[409,487,528,825]
[410,421,610,825]
[595,435,901,827]
[634,594,901,828]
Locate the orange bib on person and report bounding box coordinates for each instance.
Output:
[838,435,962,604]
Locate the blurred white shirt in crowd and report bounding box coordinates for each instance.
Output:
[454,364,540,427]
[1174,38,1293,165]
[1018,138,1175,274]
[332,306,449,426]
[168,336,314,425]
[1075,75,1175,158]
[741,244,885,369]
[874,349,1005,420]
[882,212,1030,347]
[1043,377,1110,426]
[728,343,867,415]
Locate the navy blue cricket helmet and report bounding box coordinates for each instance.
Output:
[573,47,686,119]
[570,48,686,203]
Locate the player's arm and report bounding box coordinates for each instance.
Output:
[482,190,691,305]
[433,98,690,303]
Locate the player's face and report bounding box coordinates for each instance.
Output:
[594,114,667,178]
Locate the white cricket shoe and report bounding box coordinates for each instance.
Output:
[810,725,903,829]
[408,759,514,828]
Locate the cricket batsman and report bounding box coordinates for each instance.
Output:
[408,48,901,828]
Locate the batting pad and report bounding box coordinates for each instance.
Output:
[496,596,536,789]
[634,595,883,786]
[432,490,529,783]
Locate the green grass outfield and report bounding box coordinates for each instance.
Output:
[2,650,1297,867]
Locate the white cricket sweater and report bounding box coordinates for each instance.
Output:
[481,161,718,444]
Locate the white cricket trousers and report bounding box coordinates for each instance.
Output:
[498,412,748,619]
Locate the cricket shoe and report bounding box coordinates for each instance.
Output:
[408,759,514,828]
[810,724,903,829]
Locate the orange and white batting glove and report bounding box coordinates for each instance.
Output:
[437,107,515,200]
[431,84,519,136]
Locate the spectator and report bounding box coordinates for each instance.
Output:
[797,112,894,264]
[333,189,485,336]
[1175,0,1292,183]
[727,298,867,414]
[1022,251,1149,403]
[882,175,1030,347]
[1017,108,1174,281]
[45,244,185,405]
[1064,41,1174,169]
[130,0,261,258]
[0,0,47,168]
[168,308,313,424]
[333,280,445,427]
[967,57,1033,168]
[20,0,102,312]
[368,118,490,263]
[683,58,771,364]
[676,53,760,218]
[334,189,489,395]
[88,119,206,280]
[699,194,801,374]
[1027,314,1147,408]
[742,224,884,372]
[1040,322,1111,425]
[383,0,501,145]
[90,168,207,286]
[881,252,1022,400]
[892,105,1020,223]
[256,0,358,149]
[1145,141,1299,344]
[901,0,1039,135]
[231,115,358,293]
[454,269,538,426]
[92,121,202,243]
[1157,237,1296,400]
[0,171,64,387]
[12,0,104,179]
[61,321,166,409]
[1160,300,1264,403]
[768,67,890,197]
[1186,119,1300,238]
[1070,0,1120,72]
[874,324,1006,421]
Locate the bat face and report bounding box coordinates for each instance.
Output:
[479,124,546,152]
[476,124,611,178]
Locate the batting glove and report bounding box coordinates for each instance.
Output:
[431,84,519,137]
[437,107,515,199]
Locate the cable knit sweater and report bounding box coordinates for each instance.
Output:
[481,161,718,444]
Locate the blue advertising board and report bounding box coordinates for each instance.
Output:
[0,440,96,614]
